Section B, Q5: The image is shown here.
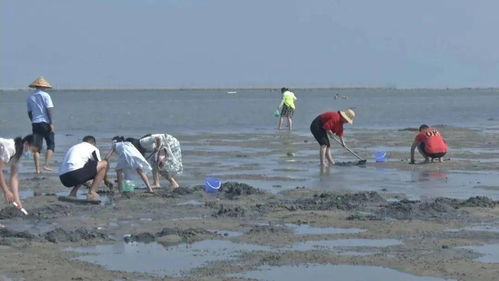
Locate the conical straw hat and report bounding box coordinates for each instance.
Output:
[339,109,355,124]
[29,76,52,89]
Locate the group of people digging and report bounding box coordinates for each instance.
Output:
[1,78,448,210]
[278,87,448,167]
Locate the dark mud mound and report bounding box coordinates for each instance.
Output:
[213,204,246,217]
[460,196,496,208]
[221,182,262,200]
[29,204,72,220]
[247,225,291,235]
[158,186,201,198]
[291,191,385,211]
[44,228,108,243]
[124,232,156,243]
[0,228,36,239]
[156,227,212,240]
[0,206,24,219]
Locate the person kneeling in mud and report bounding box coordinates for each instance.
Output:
[59,136,112,200]
[104,137,154,193]
[128,133,182,189]
[410,124,448,164]
[0,135,36,209]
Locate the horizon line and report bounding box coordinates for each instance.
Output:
[1,86,499,91]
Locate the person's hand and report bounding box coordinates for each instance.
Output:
[50,124,56,133]
[3,190,15,204]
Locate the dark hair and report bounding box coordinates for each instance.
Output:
[281,87,288,93]
[112,136,125,142]
[83,135,96,144]
[126,137,146,155]
[419,124,429,131]
[13,135,34,162]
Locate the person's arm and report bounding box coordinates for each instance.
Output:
[154,137,162,152]
[9,163,21,208]
[47,108,55,132]
[102,148,114,188]
[0,161,15,204]
[28,111,33,122]
[326,131,346,147]
[410,140,419,164]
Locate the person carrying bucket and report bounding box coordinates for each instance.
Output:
[104,137,154,193]
[309,109,355,167]
[277,87,297,131]
[410,124,448,164]
[0,135,36,210]
[129,133,182,189]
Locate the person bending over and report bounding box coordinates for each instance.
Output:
[310,109,355,167]
[104,137,154,193]
[59,136,112,200]
[0,135,35,209]
[410,124,448,164]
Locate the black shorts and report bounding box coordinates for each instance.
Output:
[418,143,447,159]
[59,160,98,187]
[310,116,330,147]
[280,105,295,118]
[32,122,55,151]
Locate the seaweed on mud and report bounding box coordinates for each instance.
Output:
[156,227,212,240]
[291,191,385,211]
[221,182,262,200]
[123,232,156,243]
[44,228,109,243]
[346,213,382,221]
[460,196,496,208]
[0,228,36,239]
[213,204,246,217]
[157,186,201,198]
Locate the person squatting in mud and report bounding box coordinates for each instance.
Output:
[410,124,448,164]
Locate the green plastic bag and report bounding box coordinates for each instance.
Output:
[274,109,280,117]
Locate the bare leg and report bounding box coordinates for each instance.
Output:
[151,166,161,188]
[69,185,80,197]
[9,165,22,209]
[167,176,179,189]
[325,146,335,166]
[33,152,41,174]
[438,157,443,163]
[278,117,284,130]
[320,145,328,167]
[136,168,153,193]
[416,145,430,163]
[287,117,293,131]
[116,169,123,193]
[43,149,53,171]
[87,161,108,200]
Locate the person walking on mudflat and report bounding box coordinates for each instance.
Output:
[410,124,448,164]
[277,87,297,131]
[27,76,55,173]
[310,109,355,167]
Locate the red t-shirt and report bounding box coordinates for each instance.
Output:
[415,128,448,154]
[319,112,344,137]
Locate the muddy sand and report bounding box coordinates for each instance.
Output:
[1,127,499,281]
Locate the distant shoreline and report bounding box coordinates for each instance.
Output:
[1,86,499,91]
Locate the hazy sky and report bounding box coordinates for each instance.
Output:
[2,0,498,89]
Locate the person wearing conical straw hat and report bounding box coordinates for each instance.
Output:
[310,109,355,167]
[27,76,55,174]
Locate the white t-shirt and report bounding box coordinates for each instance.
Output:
[139,134,165,152]
[27,90,54,124]
[59,142,101,175]
[0,138,16,165]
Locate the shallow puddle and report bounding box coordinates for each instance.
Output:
[285,224,366,235]
[285,238,402,251]
[68,240,270,277]
[234,264,455,281]
[460,243,499,263]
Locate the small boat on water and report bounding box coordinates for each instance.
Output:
[227,91,237,94]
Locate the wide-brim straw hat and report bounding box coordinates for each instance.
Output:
[339,109,355,124]
[29,76,52,89]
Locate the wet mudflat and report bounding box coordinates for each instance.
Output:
[0,127,498,280]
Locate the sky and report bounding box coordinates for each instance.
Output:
[1,0,499,89]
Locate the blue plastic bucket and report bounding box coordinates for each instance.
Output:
[374,152,387,162]
[204,177,221,193]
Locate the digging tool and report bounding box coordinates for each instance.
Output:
[331,137,367,165]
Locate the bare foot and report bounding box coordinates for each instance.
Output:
[43,165,53,171]
[151,185,161,189]
[321,162,329,167]
[87,192,100,200]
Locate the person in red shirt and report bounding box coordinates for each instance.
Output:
[410,124,448,164]
[310,109,355,167]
